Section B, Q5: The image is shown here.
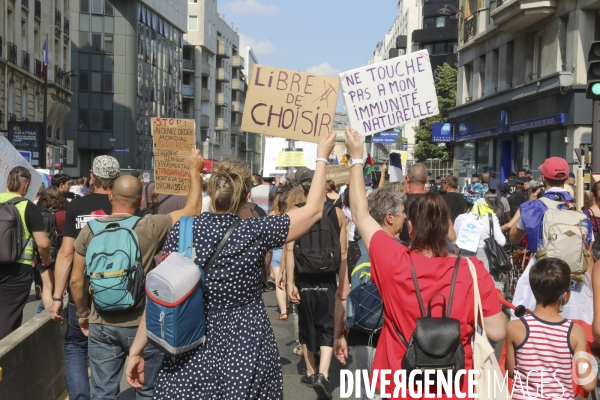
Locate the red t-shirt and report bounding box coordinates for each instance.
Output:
[369,231,501,397]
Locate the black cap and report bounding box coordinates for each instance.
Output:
[435,176,441,180]
[509,171,517,177]
[471,173,480,178]
[526,170,532,175]
[515,179,525,186]
[295,167,315,183]
[523,177,532,182]
[518,167,527,173]
[569,172,575,178]
[488,178,500,191]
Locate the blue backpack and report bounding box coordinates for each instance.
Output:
[346,239,384,333]
[145,217,241,356]
[86,216,145,312]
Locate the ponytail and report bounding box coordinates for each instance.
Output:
[208,159,252,213]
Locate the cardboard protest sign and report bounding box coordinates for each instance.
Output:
[242,64,340,144]
[151,118,196,195]
[326,165,351,185]
[0,136,41,200]
[339,51,439,136]
[277,151,306,168]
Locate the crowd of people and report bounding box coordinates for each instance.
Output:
[0,127,599,399]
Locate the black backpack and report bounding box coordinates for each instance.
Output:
[485,194,505,226]
[39,208,62,259]
[294,201,341,276]
[393,256,465,379]
[0,197,28,264]
[141,184,172,216]
[508,190,528,218]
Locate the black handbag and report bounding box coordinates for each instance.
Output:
[392,256,465,380]
[484,214,512,272]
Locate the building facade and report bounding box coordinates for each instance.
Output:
[241,46,262,174]
[1,0,72,169]
[184,0,245,172]
[64,0,186,176]
[450,0,599,184]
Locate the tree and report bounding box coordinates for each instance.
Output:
[412,63,457,162]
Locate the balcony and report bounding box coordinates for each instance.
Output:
[490,0,557,32]
[55,9,62,30]
[231,124,241,135]
[182,113,194,119]
[21,0,28,10]
[217,93,230,106]
[7,42,17,65]
[232,79,246,92]
[232,101,244,113]
[202,62,210,76]
[183,59,194,71]
[200,114,209,128]
[34,59,42,78]
[217,42,231,58]
[463,14,477,44]
[34,0,40,19]
[412,25,458,43]
[55,67,64,85]
[215,118,229,131]
[21,51,30,72]
[217,68,230,82]
[182,84,194,98]
[8,113,17,122]
[201,88,210,101]
[64,17,70,37]
[64,74,71,90]
[232,55,245,69]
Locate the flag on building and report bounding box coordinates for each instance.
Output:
[364,153,374,177]
[389,152,404,182]
[42,39,49,80]
[334,156,339,165]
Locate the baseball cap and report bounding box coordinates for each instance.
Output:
[487,178,500,191]
[515,179,525,186]
[295,167,315,183]
[529,180,540,188]
[538,157,569,180]
[509,171,517,178]
[518,167,527,173]
[92,155,120,179]
[526,170,532,175]
[285,171,296,183]
[568,172,575,178]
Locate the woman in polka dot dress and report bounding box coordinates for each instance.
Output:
[126,131,336,399]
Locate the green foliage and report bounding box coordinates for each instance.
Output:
[412,63,457,162]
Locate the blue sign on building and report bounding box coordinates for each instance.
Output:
[19,151,31,163]
[114,148,129,153]
[432,123,453,143]
[372,137,397,143]
[380,131,400,137]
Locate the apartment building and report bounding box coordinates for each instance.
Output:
[450,0,599,183]
[184,1,246,172]
[241,45,262,174]
[0,0,72,169]
[64,0,186,176]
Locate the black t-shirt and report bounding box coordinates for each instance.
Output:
[399,193,424,243]
[442,192,467,223]
[62,193,112,239]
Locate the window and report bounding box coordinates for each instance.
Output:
[79,92,89,108]
[34,92,39,121]
[506,41,514,87]
[91,72,101,92]
[104,73,113,92]
[79,53,89,70]
[436,16,446,27]
[492,49,499,92]
[104,0,113,15]
[103,111,113,130]
[188,16,198,31]
[530,132,547,176]
[80,14,90,31]
[449,42,458,53]
[434,42,445,55]
[92,0,103,14]
[8,81,14,114]
[104,34,113,53]
[78,110,89,129]
[479,55,486,97]
[104,17,114,34]
[549,130,566,159]
[91,33,102,52]
[464,63,473,100]
[90,110,102,130]
[79,32,90,52]
[424,44,434,54]
[92,16,103,32]
[80,0,90,13]
[533,32,543,79]
[21,87,27,120]
[189,0,198,2]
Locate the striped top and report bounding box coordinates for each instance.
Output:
[513,314,574,400]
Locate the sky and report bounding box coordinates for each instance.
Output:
[218,0,400,112]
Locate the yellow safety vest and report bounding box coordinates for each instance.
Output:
[0,193,34,264]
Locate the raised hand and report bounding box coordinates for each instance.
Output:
[344,127,364,159]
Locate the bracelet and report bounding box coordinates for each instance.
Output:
[76,309,91,318]
[316,158,329,165]
[52,297,63,302]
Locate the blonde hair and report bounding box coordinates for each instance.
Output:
[286,185,307,210]
[209,159,252,213]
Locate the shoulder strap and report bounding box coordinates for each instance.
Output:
[203,219,242,275]
[112,216,142,230]
[409,256,427,317]
[446,256,461,317]
[488,214,494,236]
[155,194,173,208]
[178,216,195,257]
[538,197,560,210]
[357,239,368,256]
[323,201,336,218]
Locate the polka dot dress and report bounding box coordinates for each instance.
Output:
[153,212,290,399]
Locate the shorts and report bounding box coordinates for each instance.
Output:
[271,248,283,268]
[295,273,336,352]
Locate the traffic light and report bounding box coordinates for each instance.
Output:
[587,41,600,99]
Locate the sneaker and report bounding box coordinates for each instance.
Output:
[293,344,303,356]
[313,374,333,400]
[300,374,317,387]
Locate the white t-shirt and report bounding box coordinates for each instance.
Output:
[343,205,356,242]
[454,212,506,249]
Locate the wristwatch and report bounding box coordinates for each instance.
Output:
[349,158,365,167]
[52,297,63,302]
[76,309,91,318]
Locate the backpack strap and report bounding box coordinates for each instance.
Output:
[357,239,368,257]
[203,219,242,276]
[178,216,195,258]
[323,200,336,219]
[5,196,28,206]
[488,214,494,237]
[408,256,427,318]
[88,216,141,235]
[538,197,562,210]
[155,195,173,209]
[446,256,462,317]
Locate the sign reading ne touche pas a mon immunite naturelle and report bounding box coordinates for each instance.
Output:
[151,118,196,195]
[339,50,439,136]
[242,64,340,144]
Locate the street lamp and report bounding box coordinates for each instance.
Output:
[437,4,461,17]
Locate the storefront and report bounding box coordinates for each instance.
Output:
[449,88,591,185]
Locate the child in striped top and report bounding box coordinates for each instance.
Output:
[506,258,597,399]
